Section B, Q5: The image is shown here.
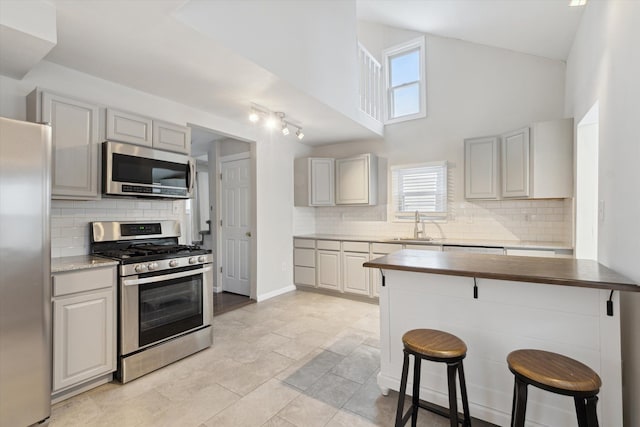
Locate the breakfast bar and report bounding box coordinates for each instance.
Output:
[364,250,638,426]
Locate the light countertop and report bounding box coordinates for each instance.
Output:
[51,255,119,273]
[294,234,573,251]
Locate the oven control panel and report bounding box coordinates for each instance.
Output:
[121,253,213,276]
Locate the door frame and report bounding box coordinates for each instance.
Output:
[218,152,256,300]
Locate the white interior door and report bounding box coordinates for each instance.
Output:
[221,157,251,296]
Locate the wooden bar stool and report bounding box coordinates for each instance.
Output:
[507,349,602,427]
[395,329,471,427]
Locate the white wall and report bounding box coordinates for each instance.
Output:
[0,60,308,300]
[297,24,571,243]
[255,129,311,300]
[176,0,360,125]
[565,2,640,425]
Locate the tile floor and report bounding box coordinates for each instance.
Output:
[50,291,478,426]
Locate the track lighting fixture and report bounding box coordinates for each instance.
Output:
[248,105,305,141]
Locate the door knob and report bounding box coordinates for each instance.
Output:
[245,231,252,237]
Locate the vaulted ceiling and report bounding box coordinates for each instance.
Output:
[24,1,585,145]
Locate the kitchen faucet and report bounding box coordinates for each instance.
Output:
[413,210,424,239]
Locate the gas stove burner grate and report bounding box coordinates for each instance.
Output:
[127,243,202,254]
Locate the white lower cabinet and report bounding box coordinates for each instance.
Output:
[317,249,341,291]
[293,239,316,287]
[369,243,403,298]
[342,251,370,296]
[52,266,116,395]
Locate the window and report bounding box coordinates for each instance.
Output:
[391,162,447,219]
[383,36,426,124]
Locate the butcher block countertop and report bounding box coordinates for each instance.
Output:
[364,249,639,292]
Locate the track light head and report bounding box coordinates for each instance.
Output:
[249,105,305,140]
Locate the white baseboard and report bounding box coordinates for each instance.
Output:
[256,285,296,302]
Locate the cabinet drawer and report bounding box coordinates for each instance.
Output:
[317,240,340,251]
[404,244,443,251]
[342,241,369,253]
[444,246,504,255]
[505,249,556,258]
[294,266,315,286]
[53,267,115,297]
[294,248,315,267]
[294,238,315,249]
[371,243,403,254]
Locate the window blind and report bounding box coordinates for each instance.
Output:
[391,162,447,217]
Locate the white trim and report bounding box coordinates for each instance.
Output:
[389,161,448,220]
[220,152,250,162]
[382,36,427,124]
[390,160,446,171]
[256,285,296,302]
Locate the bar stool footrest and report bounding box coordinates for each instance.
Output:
[398,400,470,426]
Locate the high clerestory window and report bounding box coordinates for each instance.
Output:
[391,161,447,219]
[382,36,426,124]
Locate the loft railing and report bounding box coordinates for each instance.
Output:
[358,42,382,122]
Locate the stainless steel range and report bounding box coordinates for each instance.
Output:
[90,220,213,383]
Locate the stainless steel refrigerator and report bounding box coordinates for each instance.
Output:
[0,117,52,427]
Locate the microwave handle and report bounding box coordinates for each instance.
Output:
[188,159,196,194]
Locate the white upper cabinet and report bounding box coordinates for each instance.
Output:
[464,136,500,199]
[27,89,100,200]
[106,108,191,154]
[501,127,530,198]
[465,118,573,200]
[336,153,378,205]
[106,108,153,147]
[529,118,573,198]
[294,157,335,206]
[152,120,191,154]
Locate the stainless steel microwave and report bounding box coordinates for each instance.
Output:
[102,141,194,199]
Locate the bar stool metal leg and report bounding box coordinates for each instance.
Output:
[447,363,459,427]
[511,377,528,427]
[396,350,410,427]
[585,396,599,427]
[411,356,421,427]
[575,397,588,427]
[458,362,472,427]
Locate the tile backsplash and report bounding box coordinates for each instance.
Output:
[51,199,187,257]
[295,198,573,243]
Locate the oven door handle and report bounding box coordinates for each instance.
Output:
[123,266,212,286]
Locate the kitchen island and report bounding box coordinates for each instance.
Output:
[364,250,638,426]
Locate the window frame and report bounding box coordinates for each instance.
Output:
[382,36,427,125]
[390,161,448,221]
